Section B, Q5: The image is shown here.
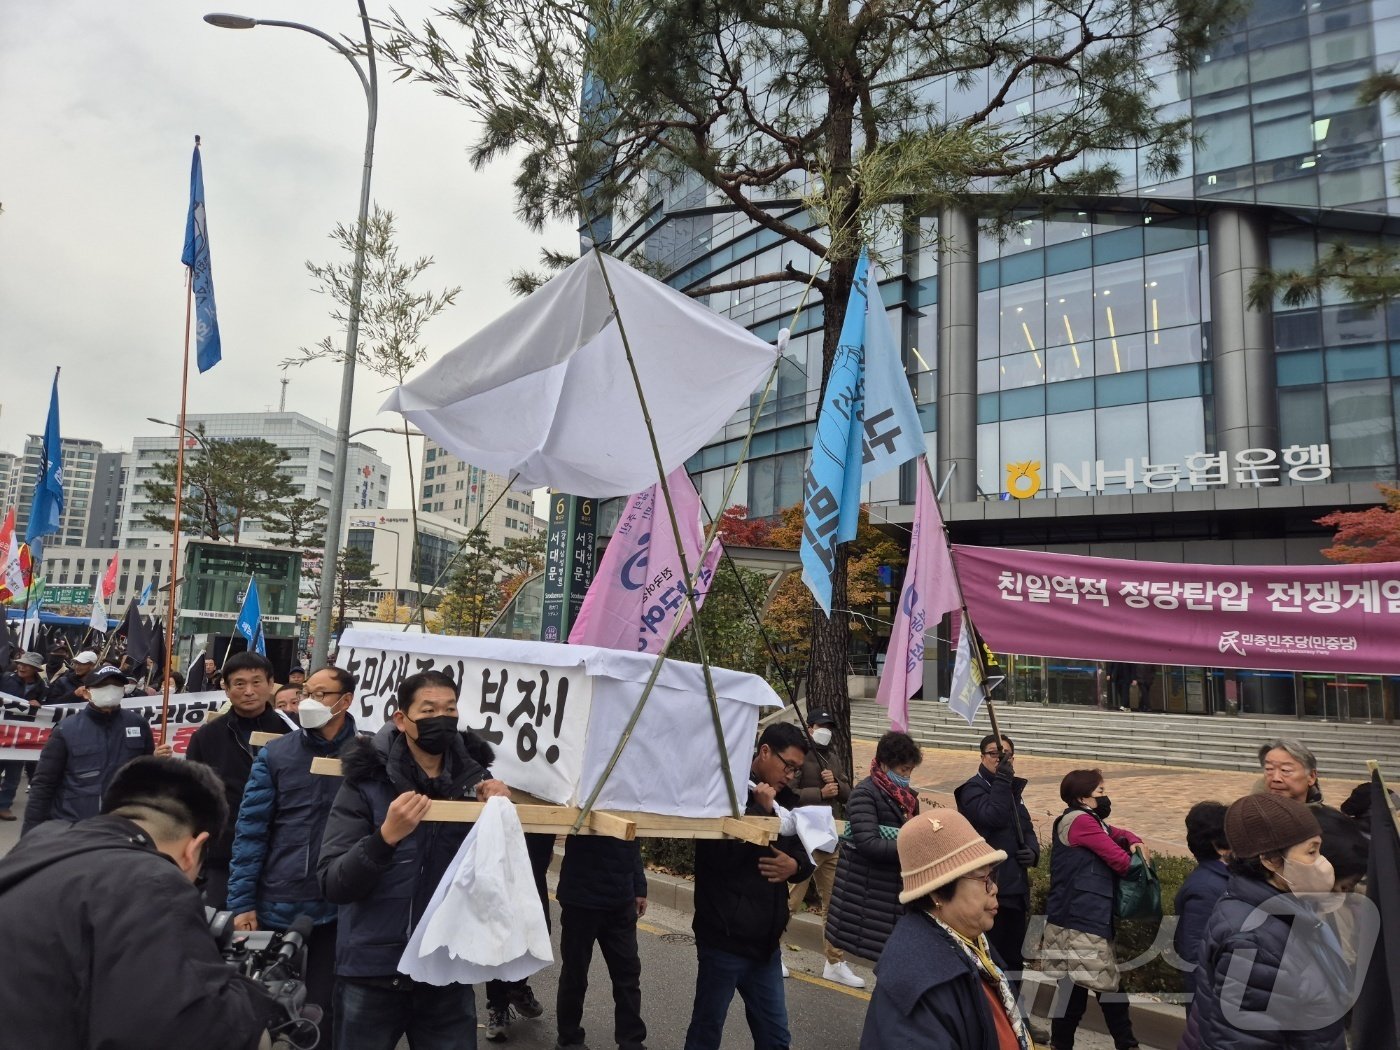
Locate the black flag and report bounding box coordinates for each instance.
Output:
[1351,768,1400,1049]
[120,600,152,670]
[148,621,168,688]
[186,649,207,694]
[0,605,11,671]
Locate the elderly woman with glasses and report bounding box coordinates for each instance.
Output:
[1039,768,1147,1050]
[825,731,924,964]
[860,810,1036,1049]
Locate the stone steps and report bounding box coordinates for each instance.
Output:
[849,698,1400,783]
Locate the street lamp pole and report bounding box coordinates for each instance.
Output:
[205,4,378,667]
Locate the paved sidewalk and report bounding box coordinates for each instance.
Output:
[852,738,1355,857]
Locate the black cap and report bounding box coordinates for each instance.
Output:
[87,664,131,687]
[807,710,836,727]
[289,665,305,674]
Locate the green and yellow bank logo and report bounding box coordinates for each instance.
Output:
[1005,461,1042,499]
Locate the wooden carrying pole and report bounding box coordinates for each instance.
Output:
[298,755,779,844]
[158,269,195,742]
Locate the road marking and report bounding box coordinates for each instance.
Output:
[788,968,872,1001]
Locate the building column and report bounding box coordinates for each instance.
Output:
[936,205,979,504]
[1208,207,1278,461]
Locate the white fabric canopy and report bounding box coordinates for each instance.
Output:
[380,251,777,497]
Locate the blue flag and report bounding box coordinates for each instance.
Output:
[861,261,927,484]
[138,580,155,606]
[26,369,64,555]
[182,137,222,373]
[800,252,871,613]
[234,575,266,657]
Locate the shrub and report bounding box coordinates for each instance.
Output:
[642,837,695,876]
[1028,847,1198,996]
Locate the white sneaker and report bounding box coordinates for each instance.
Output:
[780,959,790,978]
[823,961,866,988]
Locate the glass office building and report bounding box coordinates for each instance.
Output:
[609,0,1400,722]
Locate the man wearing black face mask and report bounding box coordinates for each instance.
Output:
[319,670,511,1050]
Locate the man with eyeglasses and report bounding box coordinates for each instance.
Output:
[227,665,362,1040]
[683,722,815,1050]
[954,734,1040,995]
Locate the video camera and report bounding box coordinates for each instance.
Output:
[207,909,322,1050]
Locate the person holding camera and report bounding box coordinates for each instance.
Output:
[0,756,279,1049]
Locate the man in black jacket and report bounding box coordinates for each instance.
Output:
[318,669,511,1050]
[954,733,1040,984]
[23,664,171,836]
[683,722,814,1050]
[0,651,48,821]
[186,650,294,909]
[554,834,648,1050]
[0,755,277,1049]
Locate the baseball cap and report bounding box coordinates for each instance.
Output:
[87,665,132,688]
[807,710,837,727]
[74,650,99,666]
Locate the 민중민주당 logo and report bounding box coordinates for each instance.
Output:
[1006,461,1042,499]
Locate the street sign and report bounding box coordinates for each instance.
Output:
[46,585,92,606]
[540,494,597,643]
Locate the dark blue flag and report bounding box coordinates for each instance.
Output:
[182,137,222,372]
[25,369,64,555]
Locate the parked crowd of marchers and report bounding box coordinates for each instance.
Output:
[0,643,1394,1050]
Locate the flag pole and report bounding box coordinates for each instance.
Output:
[159,267,195,743]
[917,454,1027,857]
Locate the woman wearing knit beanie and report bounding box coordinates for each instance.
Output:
[859,810,1037,1050]
[1188,792,1355,1050]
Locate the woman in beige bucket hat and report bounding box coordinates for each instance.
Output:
[859,809,1037,1049]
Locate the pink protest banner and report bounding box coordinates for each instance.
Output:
[953,545,1400,674]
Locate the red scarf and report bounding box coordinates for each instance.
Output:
[869,758,918,819]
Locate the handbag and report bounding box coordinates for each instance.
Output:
[1114,851,1163,922]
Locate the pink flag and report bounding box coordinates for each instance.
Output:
[569,467,722,653]
[876,458,961,730]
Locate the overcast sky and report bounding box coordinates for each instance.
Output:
[0,1,572,511]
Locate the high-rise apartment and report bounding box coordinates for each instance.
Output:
[419,438,545,548]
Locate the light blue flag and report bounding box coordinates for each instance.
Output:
[26,369,65,558]
[182,136,221,373]
[234,575,266,656]
[861,262,927,484]
[800,251,871,613]
[138,580,155,607]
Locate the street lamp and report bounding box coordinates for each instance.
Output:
[205,4,378,667]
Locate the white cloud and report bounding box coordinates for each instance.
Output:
[0,0,573,510]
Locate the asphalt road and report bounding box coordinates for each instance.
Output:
[1,789,1154,1049]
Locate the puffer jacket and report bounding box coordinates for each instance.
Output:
[226,716,360,929]
[1191,873,1350,1050]
[1173,857,1229,975]
[825,777,917,961]
[691,786,813,961]
[317,725,496,979]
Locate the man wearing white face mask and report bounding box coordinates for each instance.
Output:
[782,709,859,987]
[22,665,166,836]
[227,665,361,1041]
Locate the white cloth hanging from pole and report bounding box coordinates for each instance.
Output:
[399,796,553,986]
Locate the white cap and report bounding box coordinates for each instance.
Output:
[74,650,99,665]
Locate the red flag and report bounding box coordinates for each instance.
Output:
[0,510,23,602]
[100,550,120,601]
